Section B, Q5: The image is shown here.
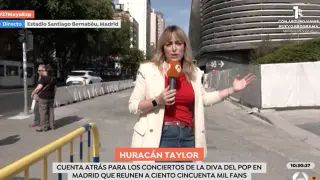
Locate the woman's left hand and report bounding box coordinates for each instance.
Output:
[232,73,256,92]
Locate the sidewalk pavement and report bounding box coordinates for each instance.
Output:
[1,90,319,176]
[0,106,93,169]
[229,99,320,151]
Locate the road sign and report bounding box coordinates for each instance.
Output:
[207,60,225,69]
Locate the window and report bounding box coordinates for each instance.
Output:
[6,66,19,76]
[27,67,33,78]
[69,72,86,76]
[89,72,96,76]
[21,67,34,78]
[0,65,4,76]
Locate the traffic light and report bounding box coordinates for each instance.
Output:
[17,29,33,51]
[26,30,33,51]
[18,29,26,43]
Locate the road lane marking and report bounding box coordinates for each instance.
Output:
[8,114,30,120]
[117,94,130,98]
[0,90,32,96]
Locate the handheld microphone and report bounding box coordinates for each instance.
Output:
[167,60,182,90]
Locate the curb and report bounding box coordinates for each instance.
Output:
[226,97,320,151]
[226,96,274,125]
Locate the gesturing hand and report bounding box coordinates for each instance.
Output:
[156,86,176,106]
[232,73,256,92]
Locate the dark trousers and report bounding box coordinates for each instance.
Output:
[39,98,55,130]
[159,125,195,148]
[34,100,40,125]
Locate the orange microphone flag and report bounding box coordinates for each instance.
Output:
[167,60,182,78]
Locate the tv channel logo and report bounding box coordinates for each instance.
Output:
[292,172,317,180]
[293,6,303,19]
[292,172,308,180]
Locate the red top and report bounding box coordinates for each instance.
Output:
[164,73,195,127]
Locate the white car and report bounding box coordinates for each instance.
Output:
[66,70,102,86]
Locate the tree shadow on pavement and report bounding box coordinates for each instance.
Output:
[54,116,83,130]
[0,135,20,146]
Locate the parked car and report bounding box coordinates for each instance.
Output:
[66,70,102,86]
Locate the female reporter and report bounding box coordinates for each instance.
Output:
[128,25,255,156]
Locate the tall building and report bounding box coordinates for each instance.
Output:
[113,0,151,56]
[130,17,139,49]
[150,8,157,52]
[113,8,139,49]
[189,0,201,60]
[149,9,165,53]
[156,11,165,42]
[190,0,320,70]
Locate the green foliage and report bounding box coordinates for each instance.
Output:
[145,51,152,61]
[250,35,275,63]
[45,0,113,19]
[121,48,145,75]
[101,20,131,56]
[0,0,139,77]
[253,38,320,64]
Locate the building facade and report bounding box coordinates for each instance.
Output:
[150,9,157,52]
[113,0,151,56]
[156,11,165,43]
[113,9,139,49]
[130,17,139,48]
[149,9,165,54]
[190,0,320,70]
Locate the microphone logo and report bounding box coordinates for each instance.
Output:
[167,60,182,90]
[175,64,182,73]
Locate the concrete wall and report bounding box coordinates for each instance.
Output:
[54,80,134,107]
[207,65,261,108]
[261,62,320,108]
[206,62,320,109]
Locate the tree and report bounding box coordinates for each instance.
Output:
[254,38,320,64]
[250,35,274,63]
[0,0,131,72]
[100,19,131,56]
[121,48,145,75]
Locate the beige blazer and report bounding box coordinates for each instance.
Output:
[128,62,222,157]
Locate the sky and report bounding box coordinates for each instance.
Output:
[151,0,192,34]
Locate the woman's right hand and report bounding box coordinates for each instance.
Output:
[156,86,176,106]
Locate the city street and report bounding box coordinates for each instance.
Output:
[1,1,320,179]
[0,88,33,117]
[0,89,319,179]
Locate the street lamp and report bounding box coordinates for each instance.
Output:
[18,29,28,114]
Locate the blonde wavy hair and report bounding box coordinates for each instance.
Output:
[151,25,196,81]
